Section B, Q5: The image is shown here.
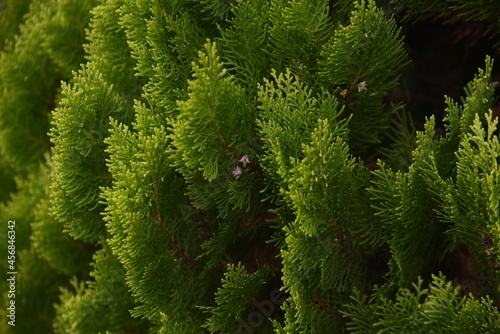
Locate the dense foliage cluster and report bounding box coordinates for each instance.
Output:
[1,0,500,333]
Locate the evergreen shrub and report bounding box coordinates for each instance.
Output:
[1,0,500,333]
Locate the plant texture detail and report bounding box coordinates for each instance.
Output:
[1,0,500,333]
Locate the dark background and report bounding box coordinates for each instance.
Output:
[397,11,500,130]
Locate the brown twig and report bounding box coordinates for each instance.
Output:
[169,239,198,271]
[157,213,165,232]
[335,228,366,266]
[313,293,343,320]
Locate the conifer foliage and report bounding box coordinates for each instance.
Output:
[2,0,500,333]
